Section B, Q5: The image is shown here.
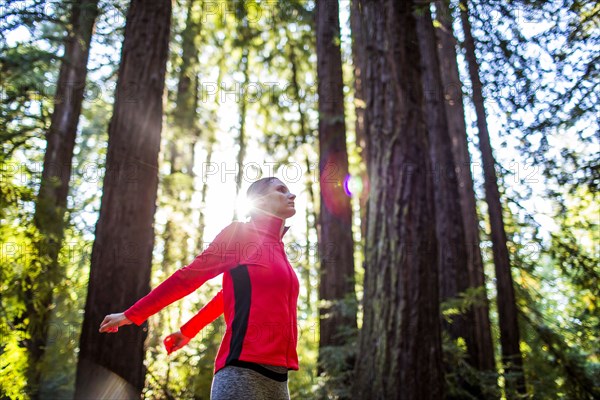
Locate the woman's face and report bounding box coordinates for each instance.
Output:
[253,179,296,219]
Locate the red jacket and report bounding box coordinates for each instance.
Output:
[123,213,300,373]
[179,288,223,339]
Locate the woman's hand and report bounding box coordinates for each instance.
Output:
[163,330,191,355]
[99,312,133,333]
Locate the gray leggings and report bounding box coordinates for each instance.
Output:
[210,363,290,400]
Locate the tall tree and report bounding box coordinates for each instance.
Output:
[350,0,367,164]
[74,0,172,397]
[460,0,526,396]
[350,0,369,240]
[172,0,202,147]
[285,28,318,313]
[20,0,99,397]
[232,1,256,221]
[434,0,496,377]
[234,46,249,221]
[353,0,445,398]
[196,54,223,252]
[414,4,482,397]
[315,0,357,383]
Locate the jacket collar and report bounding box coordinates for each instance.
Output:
[249,212,290,239]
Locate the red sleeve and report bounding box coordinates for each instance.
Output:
[124,222,243,326]
[179,289,224,338]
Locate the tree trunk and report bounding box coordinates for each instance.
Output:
[23,0,99,397]
[74,0,171,397]
[233,2,254,221]
[350,0,367,164]
[315,0,357,380]
[196,133,213,248]
[170,0,202,176]
[350,0,369,240]
[460,0,526,396]
[234,46,249,221]
[170,0,202,280]
[414,5,481,397]
[353,0,445,398]
[285,28,317,314]
[173,0,201,145]
[435,0,496,377]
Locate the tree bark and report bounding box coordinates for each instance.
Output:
[170,0,202,176]
[460,0,526,396]
[353,0,445,398]
[415,5,481,397]
[173,0,201,145]
[234,46,249,221]
[350,0,369,241]
[315,0,357,378]
[350,0,367,163]
[233,2,254,221]
[434,0,496,377]
[23,0,99,397]
[285,28,317,314]
[74,0,171,397]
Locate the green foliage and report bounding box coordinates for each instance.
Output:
[0,334,29,400]
[519,306,600,399]
[442,330,501,400]
[313,295,358,400]
[440,292,501,399]
[142,287,225,400]
[0,167,33,397]
[441,285,490,324]
[1,1,120,395]
[36,228,93,399]
[289,312,319,399]
[0,102,46,400]
[466,0,599,193]
[313,342,356,400]
[501,174,599,398]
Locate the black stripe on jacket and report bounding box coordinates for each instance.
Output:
[226,264,251,363]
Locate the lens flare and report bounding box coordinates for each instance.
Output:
[343,175,364,197]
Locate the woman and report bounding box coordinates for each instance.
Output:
[98,177,299,399]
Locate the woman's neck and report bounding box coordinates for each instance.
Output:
[250,212,288,239]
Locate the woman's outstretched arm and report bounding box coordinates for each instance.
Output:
[117,222,244,327]
[180,289,224,338]
[122,223,242,326]
[163,289,224,354]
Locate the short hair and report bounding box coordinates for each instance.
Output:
[246,177,279,201]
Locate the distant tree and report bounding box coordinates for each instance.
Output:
[460,0,526,396]
[232,1,258,221]
[414,4,483,397]
[17,0,99,397]
[434,0,496,379]
[284,27,319,313]
[350,0,369,239]
[315,0,357,393]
